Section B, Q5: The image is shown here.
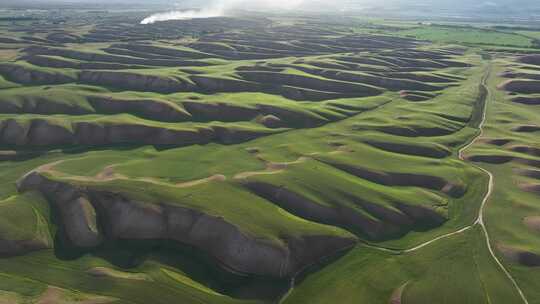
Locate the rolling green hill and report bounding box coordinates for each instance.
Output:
[0,9,538,304]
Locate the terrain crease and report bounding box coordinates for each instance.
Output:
[337,63,529,303]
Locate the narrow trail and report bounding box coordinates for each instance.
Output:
[454,64,528,304]
[20,64,528,303]
[277,63,529,303]
[352,65,494,255]
[389,282,409,304]
[370,64,528,303]
[462,65,530,304]
[278,278,295,304]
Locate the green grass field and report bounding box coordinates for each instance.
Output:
[398,26,533,47]
[0,9,538,304]
[284,227,522,304]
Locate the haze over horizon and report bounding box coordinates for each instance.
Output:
[140,0,540,24]
[3,0,540,13]
[1,0,540,301]
[2,0,539,25]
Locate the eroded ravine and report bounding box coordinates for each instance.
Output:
[463,64,529,304]
[278,62,530,304]
[393,62,527,303]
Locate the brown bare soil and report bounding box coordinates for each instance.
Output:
[497,244,540,267]
[524,216,540,233]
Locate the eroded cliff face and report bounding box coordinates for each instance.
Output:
[78,71,195,94]
[498,79,540,94]
[17,172,356,278]
[0,63,76,85]
[244,181,448,241]
[0,118,274,148]
[88,96,191,122]
[0,238,50,257]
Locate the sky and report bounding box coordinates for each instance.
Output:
[135,0,540,23]
[3,0,540,20]
[16,0,540,6]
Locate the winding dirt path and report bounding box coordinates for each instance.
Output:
[36,286,115,304]
[19,64,528,304]
[389,282,409,304]
[277,63,529,303]
[367,64,528,303]
[28,155,311,190]
[278,277,296,304]
[234,156,309,180]
[462,66,529,304]
[27,160,227,189]
[357,66,493,255]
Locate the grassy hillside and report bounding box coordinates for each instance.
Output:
[0,10,538,304]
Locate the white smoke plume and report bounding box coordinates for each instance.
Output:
[140,7,224,24]
[140,0,307,24]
